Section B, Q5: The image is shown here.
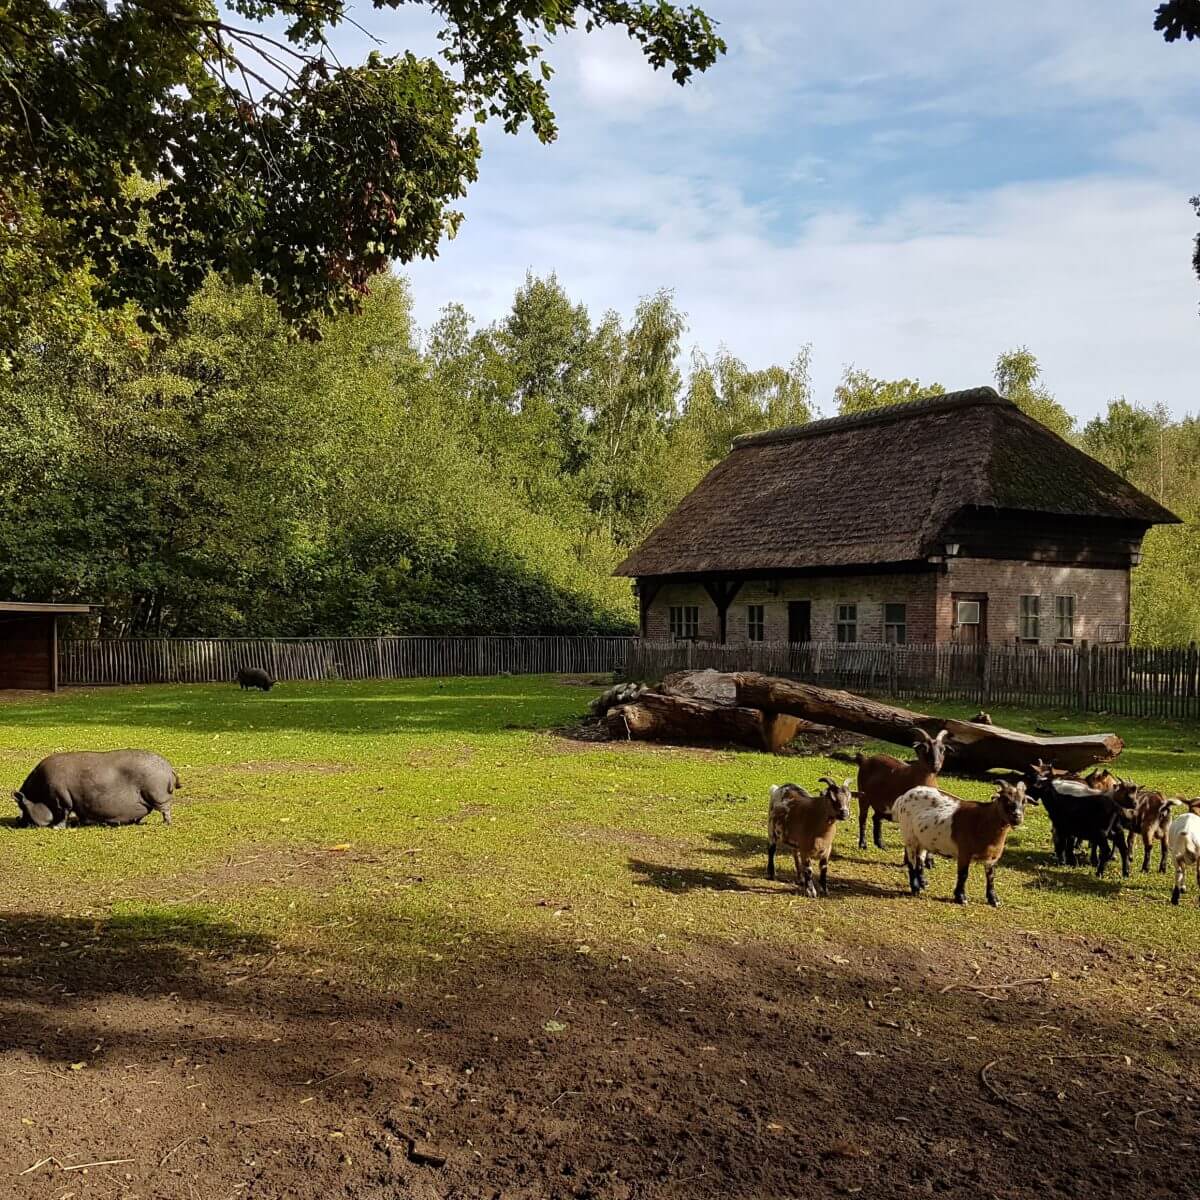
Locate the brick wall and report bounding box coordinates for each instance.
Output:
[643,582,720,642]
[642,561,1132,645]
[939,558,1129,644]
[646,573,938,644]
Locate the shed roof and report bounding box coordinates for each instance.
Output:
[0,602,94,614]
[615,388,1178,577]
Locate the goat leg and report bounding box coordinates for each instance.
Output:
[1115,829,1130,878]
[1095,836,1113,879]
[872,811,885,851]
[1160,839,1169,874]
[818,858,829,898]
[858,801,870,850]
[766,840,776,881]
[1142,836,1152,873]
[953,862,969,905]
[801,857,818,899]
[1172,861,1184,906]
[905,851,923,897]
[984,862,1000,908]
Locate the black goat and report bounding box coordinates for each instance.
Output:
[1024,760,1137,877]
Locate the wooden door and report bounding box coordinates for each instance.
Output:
[787,601,811,644]
[952,594,987,644]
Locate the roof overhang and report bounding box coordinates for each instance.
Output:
[0,602,95,615]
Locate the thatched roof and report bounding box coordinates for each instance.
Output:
[615,388,1178,578]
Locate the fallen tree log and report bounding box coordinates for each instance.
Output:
[606,692,803,753]
[733,672,1122,773]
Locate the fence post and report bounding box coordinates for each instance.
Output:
[1189,641,1198,717]
[887,642,898,697]
[981,645,991,708]
[1077,639,1090,712]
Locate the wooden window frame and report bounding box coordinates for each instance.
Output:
[836,603,858,644]
[669,604,699,641]
[884,602,907,645]
[746,603,766,643]
[1055,594,1076,643]
[1019,594,1040,643]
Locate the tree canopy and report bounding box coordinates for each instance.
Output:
[1155,1,1200,283]
[833,367,944,415]
[0,1,723,350]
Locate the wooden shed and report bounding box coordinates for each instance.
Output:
[0,602,93,691]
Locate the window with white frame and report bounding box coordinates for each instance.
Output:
[836,603,858,644]
[669,605,699,641]
[884,603,907,644]
[1019,595,1040,641]
[956,600,981,628]
[1055,595,1076,642]
[746,604,765,642]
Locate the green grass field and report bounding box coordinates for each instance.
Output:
[4,676,1199,1198]
[3,674,1199,969]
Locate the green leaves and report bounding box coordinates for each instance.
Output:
[0,1,724,350]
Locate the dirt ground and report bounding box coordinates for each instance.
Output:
[3,902,1197,1200]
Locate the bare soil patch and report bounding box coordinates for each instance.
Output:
[2,915,1196,1200]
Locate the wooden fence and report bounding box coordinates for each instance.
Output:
[621,639,1200,720]
[59,636,637,686]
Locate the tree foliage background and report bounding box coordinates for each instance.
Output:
[2,259,1195,642]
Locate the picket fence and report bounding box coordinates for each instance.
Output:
[621,639,1200,720]
[59,635,636,686]
[58,635,1200,719]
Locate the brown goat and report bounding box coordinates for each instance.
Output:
[766,777,853,897]
[855,728,949,851]
[1131,789,1183,873]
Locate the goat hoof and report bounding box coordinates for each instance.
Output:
[987,895,1000,909]
[804,883,818,899]
[953,892,967,905]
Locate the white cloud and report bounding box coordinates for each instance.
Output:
[406,170,1200,420]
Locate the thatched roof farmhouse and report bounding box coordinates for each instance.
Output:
[616,388,1176,646]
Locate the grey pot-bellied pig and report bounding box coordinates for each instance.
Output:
[14,750,180,828]
[236,666,274,691]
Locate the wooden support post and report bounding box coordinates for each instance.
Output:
[1078,639,1090,712]
[702,579,743,644]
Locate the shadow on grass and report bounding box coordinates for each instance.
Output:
[704,830,769,859]
[627,857,762,893]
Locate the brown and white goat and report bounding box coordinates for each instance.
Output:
[766,777,853,897]
[893,780,1034,907]
[1130,789,1185,873]
[855,728,949,851]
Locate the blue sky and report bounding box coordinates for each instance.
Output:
[319,1,1199,419]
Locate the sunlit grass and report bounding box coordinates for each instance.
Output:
[3,676,1199,988]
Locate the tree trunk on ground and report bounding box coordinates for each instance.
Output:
[733,672,1122,773]
[607,692,790,752]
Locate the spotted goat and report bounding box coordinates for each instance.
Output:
[892,780,1033,907]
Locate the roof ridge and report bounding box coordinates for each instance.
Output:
[732,386,1011,449]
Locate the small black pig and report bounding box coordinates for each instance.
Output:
[236,666,274,691]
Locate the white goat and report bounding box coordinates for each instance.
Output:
[1168,800,1200,906]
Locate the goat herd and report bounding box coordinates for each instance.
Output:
[10,668,1200,912]
[766,728,1200,908]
